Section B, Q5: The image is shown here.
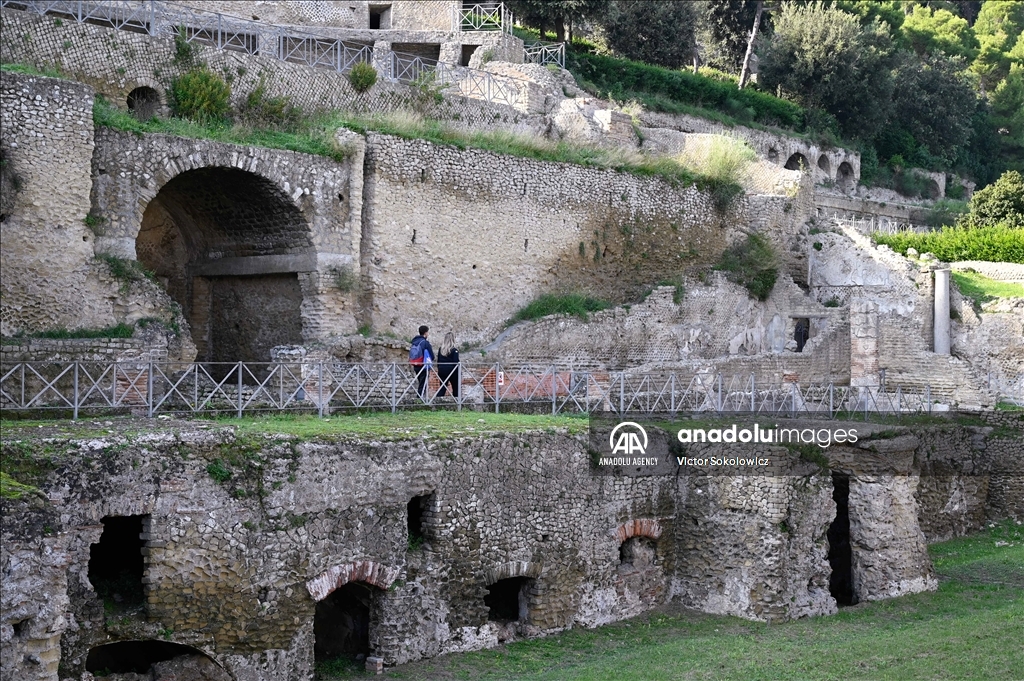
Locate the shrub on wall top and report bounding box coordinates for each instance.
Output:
[348,61,378,94]
[169,68,230,123]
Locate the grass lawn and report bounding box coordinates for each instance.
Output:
[952,270,1024,306]
[319,522,1024,681]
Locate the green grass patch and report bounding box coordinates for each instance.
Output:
[713,233,778,300]
[318,522,1024,680]
[0,470,40,500]
[2,323,134,341]
[872,224,1024,264]
[1,62,65,79]
[510,293,610,323]
[951,270,1024,306]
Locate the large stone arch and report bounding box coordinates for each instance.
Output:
[90,128,361,357]
[784,152,809,172]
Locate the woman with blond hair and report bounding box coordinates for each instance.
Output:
[436,331,460,398]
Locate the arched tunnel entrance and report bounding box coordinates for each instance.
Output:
[136,167,312,365]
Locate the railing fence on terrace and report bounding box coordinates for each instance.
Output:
[523,41,565,68]
[1,361,1011,419]
[832,214,933,235]
[453,2,511,33]
[1,0,523,107]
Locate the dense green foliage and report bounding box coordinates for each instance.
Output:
[347,61,378,93]
[599,1,697,69]
[714,233,778,300]
[566,51,804,129]
[237,82,303,129]
[319,522,1024,680]
[962,169,1024,227]
[872,224,1024,263]
[510,293,610,323]
[699,0,770,73]
[169,67,231,123]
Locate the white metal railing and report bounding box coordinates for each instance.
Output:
[453,2,511,33]
[524,41,565,68]
[832,214,933,235]
[1,361,1006,419]
[1,0,524,107]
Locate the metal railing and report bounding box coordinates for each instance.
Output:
[0,360,988,419]
[453,2,511,33]
[1,0,524,107]
[832,214,933,235]
[524,41,565,68]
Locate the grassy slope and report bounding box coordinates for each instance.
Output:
[320,522,1024,680]
[952,270,1024,305]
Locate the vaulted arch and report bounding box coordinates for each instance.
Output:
[306,560,401,602]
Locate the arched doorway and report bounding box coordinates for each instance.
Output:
[136,167,312,364]
[127,86,161,121]
[836,162,855,192]
[817,154,831,176]
[784,153,808,171]
[314,582,380,664]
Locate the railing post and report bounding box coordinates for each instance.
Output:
[318,362,324,418]
[750,373,755,413]
[717,374,723,413]
[217,13,222,49]
[551,368,557,416]
[670,373,676,414]
[73,361,80,421]
[829,383,834,417]
[926,385,931,415]
[391,362,397,414]
[494,363,500,414]
[147,360,154,418]
[237,361,243,418]
[619,373,624,414]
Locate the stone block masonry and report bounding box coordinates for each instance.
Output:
[2,417,1019,680]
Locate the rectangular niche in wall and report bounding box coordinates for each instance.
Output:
[485,577,533,623]
[88,515,149,611]
[407,492,435,549]
[369,4,392,29]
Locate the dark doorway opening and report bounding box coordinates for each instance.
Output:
[88,515,146,608]
[407,493,433,549]
[127,86,161,121]
[485,577,531,622]
[315,582,374,663]
[619,536,657,568]
[785,152,808,171]
[827,473,856,605]
[794,318,810,352]
[460,44,479,67]
[85,640,217,674]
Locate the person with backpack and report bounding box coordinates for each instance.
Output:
[436,332,460,398]
[409,325,434,398]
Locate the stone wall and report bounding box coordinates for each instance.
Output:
[360,132,793,344]
[1,417,1019,680]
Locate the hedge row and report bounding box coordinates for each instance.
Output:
[872,224,1024,264]
[566,52,805,130]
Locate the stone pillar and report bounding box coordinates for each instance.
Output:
[933,268,950,355]
[849,299,879,387]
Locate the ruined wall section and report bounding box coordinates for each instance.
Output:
[360,133,774,343]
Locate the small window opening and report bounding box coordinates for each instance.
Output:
[315,582,374,662]
[369,4,391,29]
[88,515,147,610]
[619,536,657,568]
[12,619,29,637]
[407,493,433,549]
[485,577,532,622]
[827,473,857,606]
[460,44,479,67]
[794,318,810,352]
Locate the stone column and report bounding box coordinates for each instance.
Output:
[933,268,950,355]
[849,299,879,387]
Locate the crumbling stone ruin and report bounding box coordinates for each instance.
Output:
[2,416,1021,680]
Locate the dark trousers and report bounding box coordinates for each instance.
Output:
[437,365,459,397]
[414,364,429,397]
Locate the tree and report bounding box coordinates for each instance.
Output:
[886,52,977,165]
[505,0,604,42]
[900,5,979,59]
[973,0,1024,48]
[600,0,697,69]
[738,1,764,88]
[757,2,896,139]
[991,63,1024,151]
[698,0,772,73]
[963,170,1024,227]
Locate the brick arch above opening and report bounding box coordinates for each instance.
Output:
[484,560,543,585]
[306,560,401,602]
[611,519,663,543]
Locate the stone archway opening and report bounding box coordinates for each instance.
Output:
[314,582,379,664]
[836,162,855,193]
[136,167,313,365]
[817,154,831,176]
[827,473,857,606]
[485,577,533,623]
[127,86,161,121]
[85,641,228,678]
[619,536,657,568]
[784,153,808,172]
